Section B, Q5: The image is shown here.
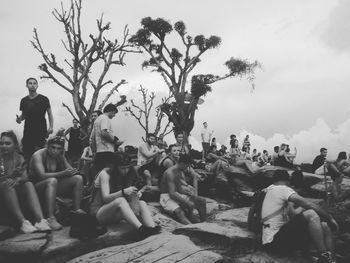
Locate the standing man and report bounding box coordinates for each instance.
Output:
[312,148,328,175]
[200,122,213,161]
[90,104,122,170]
[16,77,54,161]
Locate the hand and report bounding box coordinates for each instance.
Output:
[64,168,79,177]
[124,186,138,196]
[328,218,339,233]
[136,190,143,198]
[16,115,22,124]
[4,178,19,188]
[47,128,53,136]
[183,185,195,196]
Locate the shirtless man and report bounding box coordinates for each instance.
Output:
[28,136,83,230]
[159,154,206,224]
[137,133,164,189]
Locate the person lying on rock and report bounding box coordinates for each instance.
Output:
[329,170,350,211]
[159,144,200,196]
[228,139,260,174]
[205,145,230,176]
[0,130,51,233]
[137,133,164,192]
[160,154,207,225]
[89,159,160,239]
[262,170,338,263]
[28,136,84,230]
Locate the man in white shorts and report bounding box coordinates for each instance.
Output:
[159,154,206,224]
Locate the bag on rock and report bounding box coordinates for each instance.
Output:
[69,211,107,240]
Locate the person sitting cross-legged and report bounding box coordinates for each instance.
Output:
[28,136,84,230]
[159,154,206,225]
[262,170,338,263]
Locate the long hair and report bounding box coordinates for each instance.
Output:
[1,130,20,152]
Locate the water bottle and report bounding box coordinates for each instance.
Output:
[0,157,4,176]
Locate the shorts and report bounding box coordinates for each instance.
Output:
[138,158,158,175]
[263,213,311,254]
[160,193,190,213]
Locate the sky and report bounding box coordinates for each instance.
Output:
[0,0,349,163]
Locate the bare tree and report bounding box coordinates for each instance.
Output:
[31,0,137,131]
[130,17,260,140]
[125,85,173,141]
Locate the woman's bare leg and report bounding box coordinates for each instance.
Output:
[16,182,44,222]
[139,200,155,227]
[35,178,57,218]
[0,184,25,225]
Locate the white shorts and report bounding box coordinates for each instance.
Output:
[160,193,190,213]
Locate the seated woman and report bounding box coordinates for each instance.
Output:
[89,159,160,239]
[0,131,51,233]
[175,133,190,156]
[228,139,258,174]
[274,144,297,169]
[205,145,229,175]
[335,152,350,177]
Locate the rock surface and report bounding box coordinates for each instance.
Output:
[174,222,254,250]
[68,233,223,263]
[214,207,249,227]
[0,225,15,241]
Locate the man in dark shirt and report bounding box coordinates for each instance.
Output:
[16,78,54,160]
[312,148,327,174]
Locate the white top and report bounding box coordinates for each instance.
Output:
[92,114,114,153]
[201,127,212,142]
[137,143,159,166]
[261,184,295,244]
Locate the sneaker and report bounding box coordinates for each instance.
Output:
[34,219,51,232]
[317,251,335,263]
[47,217,63,231]
[20,219,37,234]
[137,225,161,240]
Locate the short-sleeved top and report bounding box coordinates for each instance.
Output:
[312,155,325,172]
[201,127,211,142]
[20,94,50,128]
[92,114,114,153]
[261,184,295,244]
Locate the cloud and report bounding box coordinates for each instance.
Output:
[217,117,350,164]
[320,0,350,53]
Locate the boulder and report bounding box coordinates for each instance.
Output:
[174,222,254,250]
[214,207,249,227]
[68,233,223,263]
[232,251,312,263]
[0,225,15,241]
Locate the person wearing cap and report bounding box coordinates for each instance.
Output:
[16,77,54,161]
[261,170,338,263]
[90,103,123,171]
[28,136,84,230]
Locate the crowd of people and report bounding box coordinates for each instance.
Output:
[1,77,350,262]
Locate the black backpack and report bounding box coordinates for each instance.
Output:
[247,188,284,244]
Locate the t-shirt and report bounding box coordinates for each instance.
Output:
[137,143,159,166]
[312,155,326,172]
[20,94,50,129]
[261,184,295,245]
[92,114,114,153]
[201,127,211,142]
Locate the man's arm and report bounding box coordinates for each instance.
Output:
[289,193,338,230]
[167,172,193,206]
[47,107,54,135]
[139,145,159,159]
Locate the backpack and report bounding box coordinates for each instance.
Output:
[247,188,284,244]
